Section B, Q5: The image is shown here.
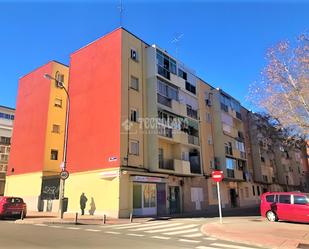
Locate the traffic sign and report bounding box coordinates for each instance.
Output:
[212,170,224,182]
[60,170,69,180]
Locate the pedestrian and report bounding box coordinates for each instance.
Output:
[80,193,88,215]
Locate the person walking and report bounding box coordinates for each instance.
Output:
[80,193,88,215]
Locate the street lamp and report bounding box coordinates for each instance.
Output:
[44,73,70,219]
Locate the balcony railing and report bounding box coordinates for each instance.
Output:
[188,135,199,145]
[157,94,172,108]
[158,126,173,138]
[157,65,170,80]
[227,169,235,178]
[159,159,174,170]
[187,107,198,119]
[240,151,246,159]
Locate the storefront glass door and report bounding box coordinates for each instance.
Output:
[133,183,157,216]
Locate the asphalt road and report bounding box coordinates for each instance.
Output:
[0,218,264,249]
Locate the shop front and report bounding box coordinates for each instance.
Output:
[131,176,167,216]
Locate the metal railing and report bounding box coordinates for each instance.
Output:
[188,135,199,145]
[159,159,174,170]
[157,94,172,108]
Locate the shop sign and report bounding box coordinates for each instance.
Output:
[131,176,167,183]
[99,170,120,179]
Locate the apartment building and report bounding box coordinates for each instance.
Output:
[5,61,69,211]
[6,27,308,217]
[0,105,15,195]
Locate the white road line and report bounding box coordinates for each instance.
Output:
[164,228,199,235]
[145,224,198,233]
[126,233,144,237]
[151,236,171,240]
[34,224,48,226]
[210,243,256,249]
[178,239,200,243]
[113,221,164,229]
[182,233,203,238]
[66,227,81,230]
[130,223,183,231]
[49,225,61,228]
[203,237,218,241]
[104,231,121,235]
[101,223,141,228]
[84,229,101,232]
[196,246,219,249]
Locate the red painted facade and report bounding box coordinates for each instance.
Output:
[7,62,53,175]
[66,29,122,173]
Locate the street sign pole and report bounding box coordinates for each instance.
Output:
[217,181,223,224]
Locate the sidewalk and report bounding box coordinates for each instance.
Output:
[201,217,309,249]
[15,211,151,225]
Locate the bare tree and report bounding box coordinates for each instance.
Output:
[248,33,309,136]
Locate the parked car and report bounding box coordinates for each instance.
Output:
[0,197,27,219]
[261,192,309,223]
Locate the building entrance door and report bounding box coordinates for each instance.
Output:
[157,183,166,216]
[169,186,180,214]
[230,188,238,208]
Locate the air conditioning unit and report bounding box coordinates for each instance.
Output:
[205,99,212,106]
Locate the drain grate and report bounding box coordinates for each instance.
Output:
[297,243,309,249]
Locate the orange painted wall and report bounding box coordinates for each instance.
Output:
[7,62,53,175]
[67,29,122,173]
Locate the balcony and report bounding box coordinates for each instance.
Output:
[188,135,199,146]
[227,169,234,178]
[171,100,187,116]
[174,159,191,175]
[158,126,173,139]
[187,107,198,119]
[157,94,171,108]
[173,131,189,144]
[159,159,174,170]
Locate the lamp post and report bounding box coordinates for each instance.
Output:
[44,73,70,219]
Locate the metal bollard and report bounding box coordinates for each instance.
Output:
[129,213,133,223]
[75,212,78,225]
[103,214,106,224]
[21,210,24,220]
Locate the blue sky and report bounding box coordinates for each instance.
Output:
[0,0,308,109]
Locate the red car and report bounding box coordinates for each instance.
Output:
[261,192,309,223]
[0,197,27,219]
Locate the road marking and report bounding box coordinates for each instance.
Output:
[126,233,144,237]
[104,231,121,234]
[210,243,256,249]
[182,232,203,238]
[34,224,48,226]
[178,239,200,243]
[196,246,219,249]
[49,225,61,228]
[113,221,164,229]
[203,237,218,241]
[84,229,101,232]
[145,224,198,233]
[66,227,81,230]
[101,223,141,228]
[151,236,170,240]
[164,228,199,235]
[130,222,183,231]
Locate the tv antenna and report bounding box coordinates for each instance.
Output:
[117,0,124,27]
[171,33,184,58]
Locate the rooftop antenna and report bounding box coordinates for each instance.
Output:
[117,0,124,27]
[171,33,184,58]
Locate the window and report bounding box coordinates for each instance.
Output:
[266,195,275,203]
[130,109,139,122]
[208,135,212,145]
[0,112,14,120]
[185,81,196,95]
[130,76,139,91]
[0,137,10,145]
[50,150,58,160]
[206,113,211,123]
[252,185,255,196]
[225,142,233,155]
[52,124,60,133]
[0,154,8,161]
[131,48,138,61]
[157,79,178,100]
[261,157,265,163]
[133,184,142,209]
[236,141,245,152]
[262,175,268,182]
[212,185,218,200]
[143,184,156,208]
[294,195,309,205]
[279,195,291,204]
[178,69,187,80]
[0,146,5,153]
[226,157,236,169]
[257,186,260,196]
[129,140,139,155]
[54,98,62,108]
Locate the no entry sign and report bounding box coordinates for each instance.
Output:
[212,170,224,182]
